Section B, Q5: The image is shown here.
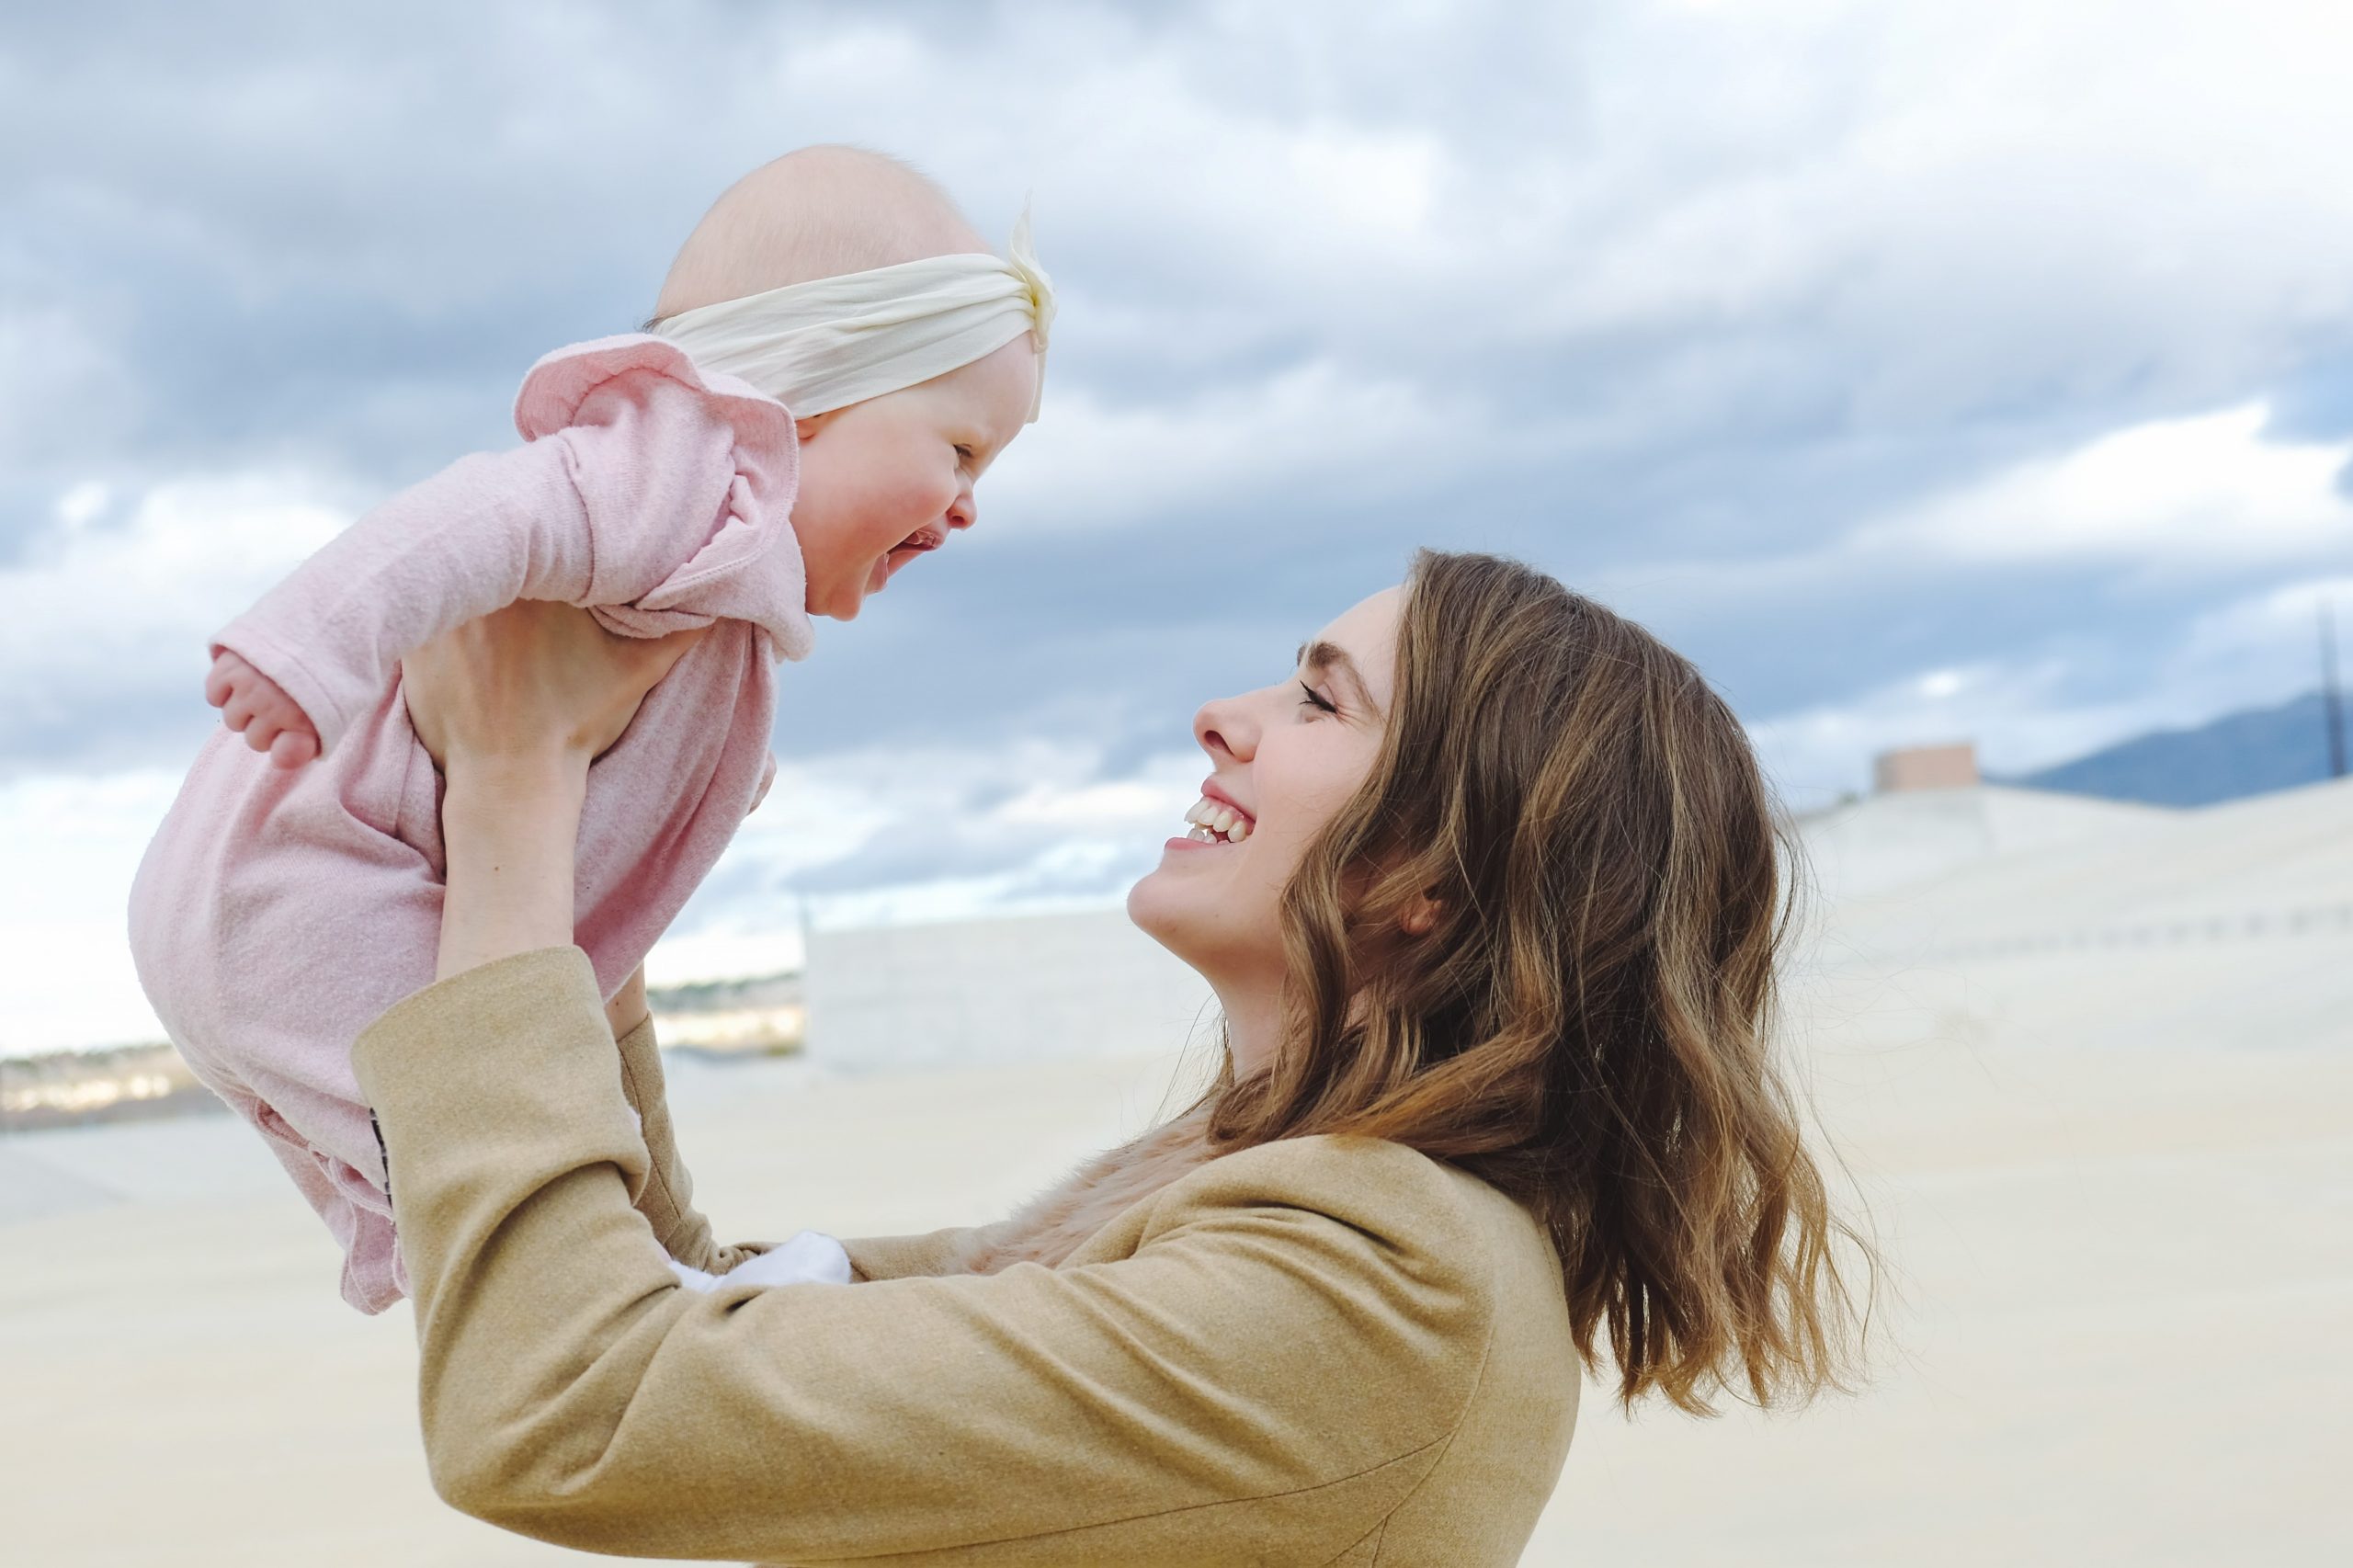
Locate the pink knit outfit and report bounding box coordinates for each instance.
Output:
[128,335,813,1313]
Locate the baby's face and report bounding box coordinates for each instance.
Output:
[790,337,1040,619]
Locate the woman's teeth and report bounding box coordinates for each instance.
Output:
[1182,798,1251,844]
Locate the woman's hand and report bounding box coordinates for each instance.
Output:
[401,601,706,983]
[404,599,704,779]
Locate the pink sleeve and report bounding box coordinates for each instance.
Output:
[211,336,799,756]
[210,439,594,755]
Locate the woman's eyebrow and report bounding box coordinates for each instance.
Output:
[1295,639,1381,715]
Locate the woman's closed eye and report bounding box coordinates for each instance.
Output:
[1298,680,1338,716]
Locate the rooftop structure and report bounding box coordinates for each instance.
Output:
[1873,741,1981,792]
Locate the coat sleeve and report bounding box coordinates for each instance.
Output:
[351,947,1495,1566]
[210,367,747,756]
[610,1013,772,1276]
[612,1011,966,1280]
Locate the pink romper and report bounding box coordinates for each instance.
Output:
[127,335,813,1312]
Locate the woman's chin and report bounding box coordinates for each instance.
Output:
[1124,872,1194,960]
[1129,870,1272,999]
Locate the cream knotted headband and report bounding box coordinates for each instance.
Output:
[652,208,1055,422]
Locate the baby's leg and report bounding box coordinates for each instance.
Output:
[129,745,441,1310]
[205,650,320,768]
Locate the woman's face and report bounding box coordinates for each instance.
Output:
[1127,585,1402,995]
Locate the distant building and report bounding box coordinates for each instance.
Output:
[0,1043,222,1132]
[647,971,805,1056]
[1874,742,1981,793]
[653,1005,805,1054]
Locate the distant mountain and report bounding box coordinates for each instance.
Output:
[2011,690,2346,808]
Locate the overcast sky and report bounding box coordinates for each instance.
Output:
[6,0,2353,1050]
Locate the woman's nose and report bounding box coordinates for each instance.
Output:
[1194,691,1256,764]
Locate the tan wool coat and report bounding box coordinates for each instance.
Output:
[350,946,1581,1565]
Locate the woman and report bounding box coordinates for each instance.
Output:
[365,549,1867,1565]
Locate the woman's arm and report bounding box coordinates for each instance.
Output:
[400,596,703,981]
[603,963,650,1042]
[435,753,586,982]
[406,601,769,1274]
[352,949,1491,1563]
[405,603,769,1271]
[381,601,1489,1559]
[608,1005,774,1275]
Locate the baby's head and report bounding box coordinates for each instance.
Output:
[653,146,1045,619]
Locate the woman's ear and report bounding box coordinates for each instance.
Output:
[1400,892,1443,937]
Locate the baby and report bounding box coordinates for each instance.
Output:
[127,147,1051,1312]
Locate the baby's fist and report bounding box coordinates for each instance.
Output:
[205,650,321,769]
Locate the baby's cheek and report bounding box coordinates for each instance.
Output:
[865,483,950,551]
[891,461,958,519]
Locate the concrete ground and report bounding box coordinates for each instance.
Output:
[7,782,2351,1563]
[4,1004,2347,1565]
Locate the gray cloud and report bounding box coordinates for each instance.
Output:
[6,0,2353,858]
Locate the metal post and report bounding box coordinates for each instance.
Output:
[2325,601,2347,780]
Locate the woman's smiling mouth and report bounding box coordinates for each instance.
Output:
[1176,782,1255,846]
[1180,798,1252,843]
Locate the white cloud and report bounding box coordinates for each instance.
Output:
[984,359,1492,535]
[1530,0,2353,411]
[0,301,143,470]
[0,468,356,759]
[1856,404,2353,570]
[1597,402,2353,620]
[2174,572,2353,683]
[684,0,2353,410]
[642,926,807,991]
[653,737,1210,973]
[2,469,348,677]
[0,769,180,1055]
[16,0,2353,1010]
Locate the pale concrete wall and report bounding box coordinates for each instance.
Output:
[805,905,1220,1073]
[1795,783,2177,903]
[1814,774,2353,968]
[809,779,2353,1073]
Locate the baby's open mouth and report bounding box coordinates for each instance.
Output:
[1182,796,1253,844]
[881,524,946,584]
[896,523,946,557]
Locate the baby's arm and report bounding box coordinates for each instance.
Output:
[209,443,597,764]
[206,650,320,768]
[210,364,750,762]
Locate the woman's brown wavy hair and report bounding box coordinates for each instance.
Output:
[1205,548,1871,1413]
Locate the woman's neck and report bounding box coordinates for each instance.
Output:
[1211,978,1282,1080]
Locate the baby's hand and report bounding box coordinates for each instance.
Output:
[204,650,321,769]
[667,1231,852,1292]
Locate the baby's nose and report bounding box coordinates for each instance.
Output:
[947,494,977,532]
